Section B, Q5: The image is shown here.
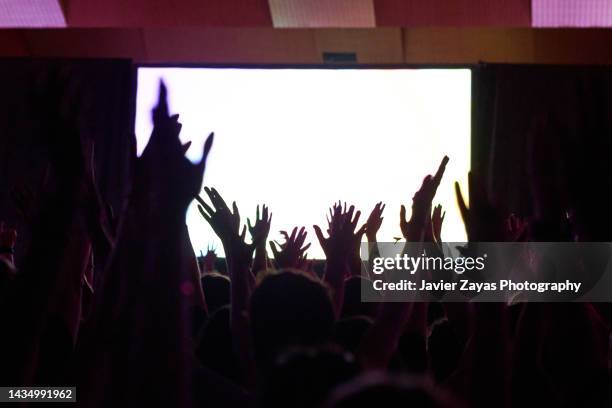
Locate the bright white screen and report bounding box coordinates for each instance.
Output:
[136,68,471,258]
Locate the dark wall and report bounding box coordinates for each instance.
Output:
[473,64,612,240]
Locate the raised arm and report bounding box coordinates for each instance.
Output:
[78,82,214,407]
[248,204,272,275]
[314,203,366,316]
[195,188,258,386]
[365,202,385,278]
[270,226,311,270]
[359,156,448,369]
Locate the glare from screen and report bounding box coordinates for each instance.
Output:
[136,67,471,259]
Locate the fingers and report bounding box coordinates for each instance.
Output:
[400,204,408,225]
[350,209,361,229]
[196,132,214,173]
[313,224,326,246]
[194,195,215,217]
[203,187,218,209]
[153,80,169,124]
[206,187,230,212]
[432,155,449,188]
[295,227,307,247]
[232,201,241,228]
[289,226,297,241]
[433,204,441,217]
[345,204,354,221]
[180,140,191,155]
[197,205,212,222]
[357,223,367,238]
[455,181,469,227]
[270,241,280,259]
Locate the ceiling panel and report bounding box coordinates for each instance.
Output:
[533,0,612,27]
[63,0,272,27]
[374,0,531,26]
[0,0,66,27]
[269,0,376,28]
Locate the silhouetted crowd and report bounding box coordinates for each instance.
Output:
[1,82,611,407]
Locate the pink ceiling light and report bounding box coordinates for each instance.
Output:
[533,0,612,27]
[0,0,66,27]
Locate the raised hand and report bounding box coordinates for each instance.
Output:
[200,245,218,273]
[365,202,385,241]
[137,81,214,206]
[455,171,505,242]
[431,204,445,243]
[314,202,366,265]
[248,204,272,274]
[247,205,272,249]
[195,189,257,383]
[270,226,311,269]
[400,156,448,242]
[314,202,366,314]
[195,187,254,269]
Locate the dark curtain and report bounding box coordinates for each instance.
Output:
[472,63,612,240]
[0,58,135,261]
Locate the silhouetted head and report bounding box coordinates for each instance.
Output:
[332,316,373,354]
[201,272,230,313]
[250,269,335,375]
[323,373,459,408]
[260,346,359,408]
[341,276,380,319]
[195,305,241,384]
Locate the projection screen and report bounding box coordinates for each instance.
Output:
[135,67,471,258]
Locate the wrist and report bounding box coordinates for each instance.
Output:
[325,257,348,278]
